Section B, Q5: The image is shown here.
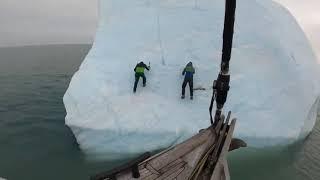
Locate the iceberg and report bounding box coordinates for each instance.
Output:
[63,0,319,160]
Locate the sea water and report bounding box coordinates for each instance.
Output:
[0,45,319,180]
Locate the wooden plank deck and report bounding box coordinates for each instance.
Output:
[91,112,238,180]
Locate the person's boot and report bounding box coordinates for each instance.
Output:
[143,83,146,87]
[190,96,193,100]
[181,95,185,99]
[133,88,136,93]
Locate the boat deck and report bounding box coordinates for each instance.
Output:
[91,111,238,180]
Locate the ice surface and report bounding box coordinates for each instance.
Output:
[63,0,320,160]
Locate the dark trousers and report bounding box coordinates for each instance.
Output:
[133,73,146,92]
[182,78,193,96]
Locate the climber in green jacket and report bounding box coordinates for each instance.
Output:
[133,61,150,93]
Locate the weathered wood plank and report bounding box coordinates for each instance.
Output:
[147,128,216,171]
[141,173,159,180]
[163,167,185,180]
[145,163,161,175]
[210,119,236,180]
[176,164,193,180]
[159,158,184,173]
[139,168,152,178]
[91,152,151,180]
[211,112,232,160]
[156,161,186,180]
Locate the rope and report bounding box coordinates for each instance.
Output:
[209,89,216,125]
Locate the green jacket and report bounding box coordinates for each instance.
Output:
[134,62,150,74]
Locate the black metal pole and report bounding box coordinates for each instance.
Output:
[210,0,236,125]
[221,0,236,72]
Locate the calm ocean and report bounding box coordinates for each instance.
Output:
[0,45,319,180]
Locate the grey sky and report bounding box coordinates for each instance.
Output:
[275,0,320,62]
[0,0,98,47]
[0,0,319,62]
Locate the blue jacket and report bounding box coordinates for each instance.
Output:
[182,62,195,79]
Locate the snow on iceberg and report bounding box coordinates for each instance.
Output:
[63,0,319,160]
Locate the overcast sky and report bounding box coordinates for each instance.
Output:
[0,0,98,47]
[0,0,319,61]
[275,0,320,61]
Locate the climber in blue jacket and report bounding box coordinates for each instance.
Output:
[181,62,195,100]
